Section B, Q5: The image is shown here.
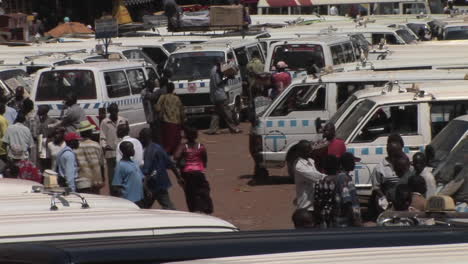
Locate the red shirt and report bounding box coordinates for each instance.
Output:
[272,72,292,94]
[328,138,346,158]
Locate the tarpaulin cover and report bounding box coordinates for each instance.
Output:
[46,22,94,38]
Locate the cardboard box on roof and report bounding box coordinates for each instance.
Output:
[210,5,243,26]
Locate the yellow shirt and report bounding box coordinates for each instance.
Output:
[0,115,9,156]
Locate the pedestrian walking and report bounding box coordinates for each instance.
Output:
[56,132,81,192]
[99,103,128,188]
[36,105,59,170]
[139,128,184,210]
[141,78,161,143]
[293,140,325,211]
[22,98,38,165]
[311,122,346,172]
[174,126,213,214]
[0,104,9,162]
[0,93,17,125]
[47,126,66,171]
[271,61,291,99]
[2,113,34,161]
[314,154,361,228]
[7,86,25,112]
[246,50,264,93]
[112,141,145,206]
[75,121,105,194]
[116,123,144,167]
[205,61,241,135]
[155,82,185,155]
[58,93,86,133]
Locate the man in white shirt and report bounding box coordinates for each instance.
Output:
[294,140,325,211]
[115,123,144,167]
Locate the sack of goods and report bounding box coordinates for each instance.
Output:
[221,63,238,78]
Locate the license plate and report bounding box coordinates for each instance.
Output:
[185,107,204,114]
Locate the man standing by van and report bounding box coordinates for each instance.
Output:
[56,132,81,192]
[59,94,86,133]
[206,61,241,135]
[100,103,128,189]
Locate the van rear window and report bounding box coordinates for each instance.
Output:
[36,70,96,101]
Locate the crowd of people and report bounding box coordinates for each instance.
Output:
[0,74,214,215]
[291,123,442,229]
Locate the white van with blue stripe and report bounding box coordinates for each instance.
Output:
[250,69,468,181]
[332,81,468,192]
[31,62,148,132]
[165,39,265,120]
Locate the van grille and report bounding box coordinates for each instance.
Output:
[177,93,212,106]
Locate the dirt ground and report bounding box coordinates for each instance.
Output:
[102,122,296,231]
[161,122,296,231]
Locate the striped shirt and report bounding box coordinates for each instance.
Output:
[75,139,105,187]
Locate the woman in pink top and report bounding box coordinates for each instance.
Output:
[174,126,213,214]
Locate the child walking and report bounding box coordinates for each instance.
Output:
[112,141,144,207]
[174,126,213,214]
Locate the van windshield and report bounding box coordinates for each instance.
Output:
[430,120,468,166]
[166,51,224,81]
[330,95,357,125]
[35,70,96,101]
[396,29,417,43]
[433,137,468,185]
[336,99,375,140]
[270,44,325,71]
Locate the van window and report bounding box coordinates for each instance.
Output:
[104,71,130,98]
[342,42,357,62]
[270,84,325,116]
[36,70,96,101]
[353,104,418,143]
[430,101,468,137]
[127,69,146,94]
[271,44,325,71]
[331,44,345,65]
[166,51,224,81]
[371,33,399,45]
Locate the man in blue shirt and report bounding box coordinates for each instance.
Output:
[112,141,144,206]
[56,132,81,192]
[140,128,183,209]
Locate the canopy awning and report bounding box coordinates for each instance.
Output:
[264,0,298,7]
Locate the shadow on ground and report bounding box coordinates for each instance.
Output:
[239,175,294,186]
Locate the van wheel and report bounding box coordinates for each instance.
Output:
[232,99,242,125]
